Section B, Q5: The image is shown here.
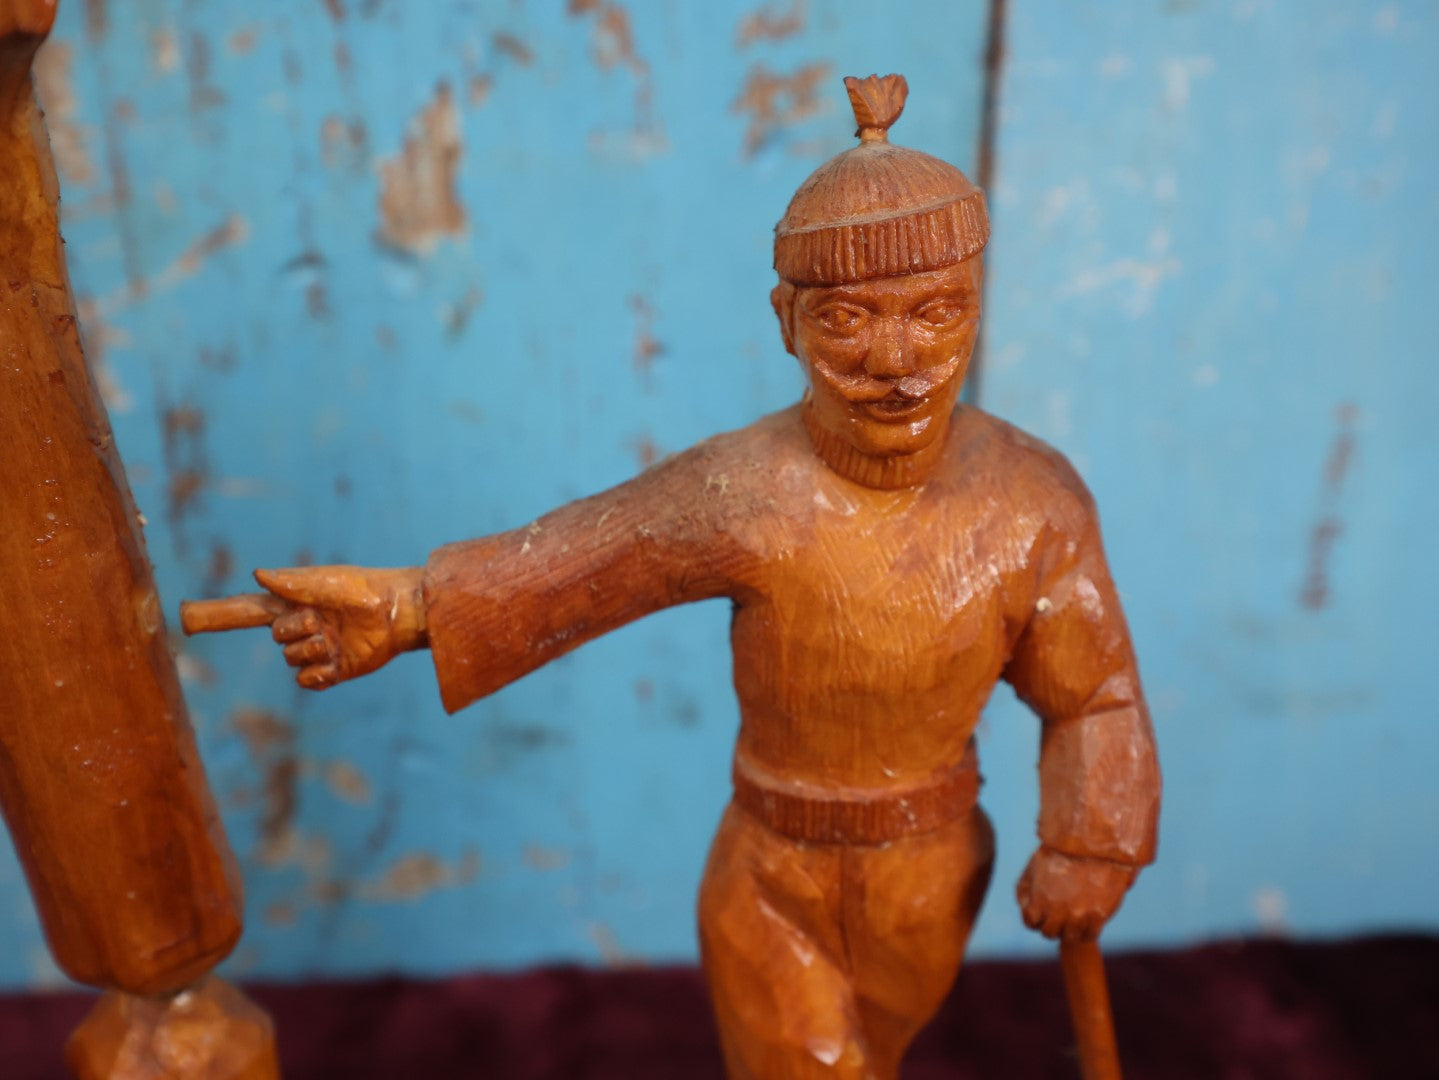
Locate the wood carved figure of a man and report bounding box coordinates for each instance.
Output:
[213,75,1160,1079]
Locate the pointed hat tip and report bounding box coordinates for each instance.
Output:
[844,73,908,142]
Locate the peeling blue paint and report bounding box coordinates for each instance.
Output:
[1,0,1434,989]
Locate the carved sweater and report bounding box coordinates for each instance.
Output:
[423,404,1160,866]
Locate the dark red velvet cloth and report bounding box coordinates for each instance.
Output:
[3,935,1435,1078]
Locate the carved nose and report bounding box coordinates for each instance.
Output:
[864,324,915,378]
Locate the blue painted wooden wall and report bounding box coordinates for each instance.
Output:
[1,0,1434,989]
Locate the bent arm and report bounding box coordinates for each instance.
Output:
[425,447,743,713]
[1004,493,1160,868]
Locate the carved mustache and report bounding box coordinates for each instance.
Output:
[818,358,962,404]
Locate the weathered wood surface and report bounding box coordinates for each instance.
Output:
[0,0,243,997]
[0,2,996,988]
[187,73,1157,1075]
[0,0,1434,993]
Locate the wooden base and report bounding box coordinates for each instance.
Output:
[65,977,279,1080]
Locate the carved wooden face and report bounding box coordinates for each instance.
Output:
[774,258,982,461]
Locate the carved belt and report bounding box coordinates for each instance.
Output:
[731,742,981,847]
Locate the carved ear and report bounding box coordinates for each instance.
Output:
[771,283,796,356]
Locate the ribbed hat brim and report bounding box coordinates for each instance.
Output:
[774,190,989,285]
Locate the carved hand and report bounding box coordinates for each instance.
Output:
[254,565,427,690]
[1015,846,1138,942]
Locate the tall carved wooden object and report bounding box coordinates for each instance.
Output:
[187,73,1160,1078]
[0,3,278,1076]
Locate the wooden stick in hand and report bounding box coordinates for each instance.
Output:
[1060,936,1123,1080]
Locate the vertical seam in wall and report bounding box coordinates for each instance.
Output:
[965,0,1008,407]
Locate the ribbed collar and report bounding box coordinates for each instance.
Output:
[801,400,945,490]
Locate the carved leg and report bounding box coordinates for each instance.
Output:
[844,809,994,1076]
[698,805,993,1079]
[699,806,869,1079]
[66,978,279,1080]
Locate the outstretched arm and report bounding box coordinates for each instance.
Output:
[1004,481,1160,941]
[421,442,741,713]
[187,438,747,705]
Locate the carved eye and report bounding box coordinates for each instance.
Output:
[812,305,865,334]
[915,300,967,328]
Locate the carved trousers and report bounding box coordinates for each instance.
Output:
[697,802,995,1080]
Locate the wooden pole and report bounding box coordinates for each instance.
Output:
[1060,937,1123,1080]
[3,8,281,1074]
[0,0,243,998]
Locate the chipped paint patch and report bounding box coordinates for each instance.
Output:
[159,401,210,548]
[1251,886,1289,934]
[151,27,179,73]
[376,83,466,256]
[630,293,663,376]
[579,1,642,76]
[258,827,333,876]
[230,707,290,765]
[587,922,638,967]
[469,73,494,107]
[186,32,225,111]
[152,215,250,294]
[229,707,306,862]
[569,0,658,142]
[443,285,484,340]
[732,61,831,158]
[360,849,480,901]
[203,540,234,595]
[492,31,534,66]
[323,760,373,804]
[84,0,107,41]
[174,650,218,687]
[264,901,298,927]
[1299,404,1359,611]
[736,1,807,48]
[34,44,96,187]
[629,435,660,469]
[227,26,260,55]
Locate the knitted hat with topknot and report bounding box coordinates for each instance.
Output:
[774,74,989,286]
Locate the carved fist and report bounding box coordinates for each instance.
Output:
[255,565,427,690]
[1016,846,1138,942]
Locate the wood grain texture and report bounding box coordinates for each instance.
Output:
[1,0,999,984]
[1061,938,1123,1080]
[0,1,242,997]
[199,74,1159,1076]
